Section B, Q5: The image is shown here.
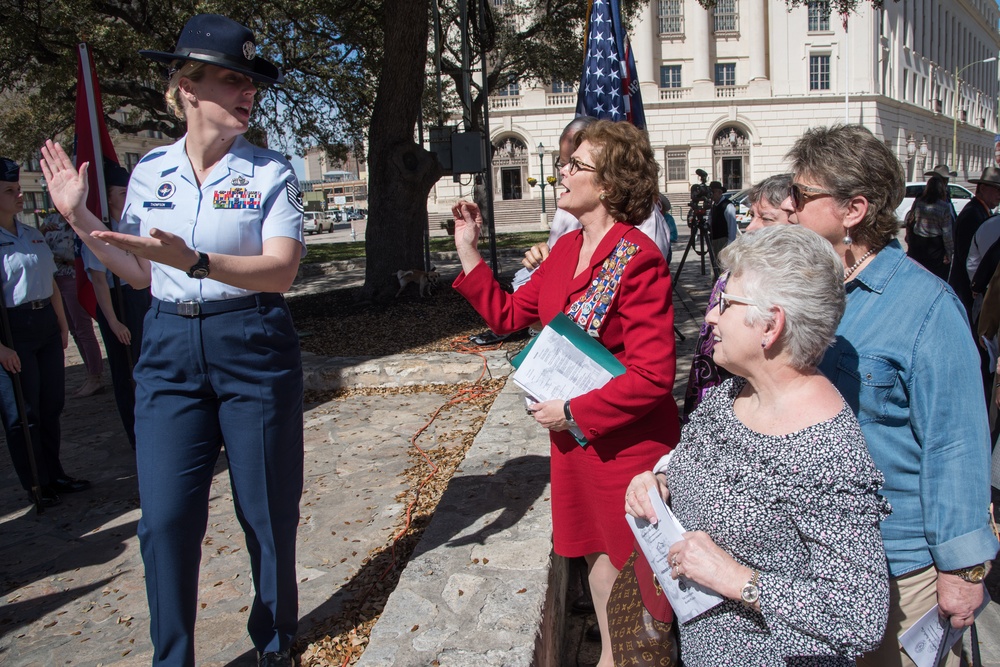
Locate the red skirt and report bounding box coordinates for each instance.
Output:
[549,430,673,570]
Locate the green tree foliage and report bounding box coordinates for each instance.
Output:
[0,0,376,160]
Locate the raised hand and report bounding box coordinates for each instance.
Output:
[450,200,484,274]
[39,141,89,222]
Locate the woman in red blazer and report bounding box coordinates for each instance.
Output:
[452,120,680,666]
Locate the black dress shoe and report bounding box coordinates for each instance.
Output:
[50,476,91,493]
[258,649,292,667]
[28,488,60,508]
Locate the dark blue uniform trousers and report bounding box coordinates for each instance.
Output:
[0,304,66,491]
[94,284,150,448]
[134,294,303,666]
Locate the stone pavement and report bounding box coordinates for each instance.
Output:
[1,225,999,666]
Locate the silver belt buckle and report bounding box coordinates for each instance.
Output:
[176,301,201,317]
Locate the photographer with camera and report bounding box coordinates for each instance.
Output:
[709,181,738,267]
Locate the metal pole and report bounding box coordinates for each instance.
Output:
[538,152,547,214]
[0,260,43,514]
[81,43,134,375]
[477,0,499,277]
[952,57,997,174]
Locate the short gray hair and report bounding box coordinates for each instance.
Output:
[747,173,792,209]
[719,225,845,369]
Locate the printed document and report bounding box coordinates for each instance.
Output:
[512,325,615,402]
[625,486,724,624]
[899,589,990,667]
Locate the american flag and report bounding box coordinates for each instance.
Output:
[575,0,646,129]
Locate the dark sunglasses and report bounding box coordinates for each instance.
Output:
[790,182,834,209]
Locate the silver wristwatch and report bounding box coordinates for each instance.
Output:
[741,569,760,606]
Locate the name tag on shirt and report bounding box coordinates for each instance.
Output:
[213,188,262,210]
[144,202,175,209]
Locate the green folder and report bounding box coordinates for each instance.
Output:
[511,312,626,377]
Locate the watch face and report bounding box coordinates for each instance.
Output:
[192,267,210,279]
[741,582,760,604]
[967,565,987,583]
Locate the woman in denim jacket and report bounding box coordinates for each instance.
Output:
[787,124,998,667]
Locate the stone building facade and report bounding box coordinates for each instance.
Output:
[429,0,1000,213]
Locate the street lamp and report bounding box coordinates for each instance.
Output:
[536,142,547,214]
[952,56,997,173]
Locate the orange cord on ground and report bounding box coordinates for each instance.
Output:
[337,336,506,666]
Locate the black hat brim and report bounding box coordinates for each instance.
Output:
[140,49,284,85]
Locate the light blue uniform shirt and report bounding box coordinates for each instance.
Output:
[0,220,57,307]
[81,218,134,287]
[121,135,305,302]
[818,240,999,576]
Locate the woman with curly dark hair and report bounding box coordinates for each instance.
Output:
[451,119,680,666]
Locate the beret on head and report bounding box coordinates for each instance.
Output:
[0,158,19,183]
[104,161,130,189]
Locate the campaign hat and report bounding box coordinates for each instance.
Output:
[969,166,1000,188]
[924,164,957,180]
[140,14,283,85]
[0,158,18,183]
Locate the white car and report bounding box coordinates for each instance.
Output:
[726,189,752,230]
[303,211,332,234]
[894,182,974,224]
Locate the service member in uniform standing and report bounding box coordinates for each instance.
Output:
[41,14,305,667]
[81,162,151,449]
[0,157,88,507]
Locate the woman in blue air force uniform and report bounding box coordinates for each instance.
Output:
[0,157,88,508]
[41,14,305,667]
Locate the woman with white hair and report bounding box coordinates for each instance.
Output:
[627,225,890,665]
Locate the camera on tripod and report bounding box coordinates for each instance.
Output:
[687,168,712,229]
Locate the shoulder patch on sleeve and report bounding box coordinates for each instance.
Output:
[138,151,167,165]
[286,180,304,212]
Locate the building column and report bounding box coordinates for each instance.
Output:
[747,0,766,80]
[689,0,714,98]
[632,0,660,102]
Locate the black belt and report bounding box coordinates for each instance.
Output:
[153,293,282,318]
[10,298,51,311]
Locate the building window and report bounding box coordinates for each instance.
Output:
[808,1,831,31]
[660,65,682,89]
[496,74,519,97]
[715,63,736,87]
[667,151,688,181]
[658,0,684,35]
[809,55,831,90]
[713,0,738,33]
[125,153,140,172]
[551,80,576,94]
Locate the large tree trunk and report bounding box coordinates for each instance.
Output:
[362,0,443,302]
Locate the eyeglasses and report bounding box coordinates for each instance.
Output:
[565,156,597,175]
[718,291,759,315]
[790,182,835,209]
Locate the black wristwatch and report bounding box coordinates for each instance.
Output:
[563,400,577,427]
[186,251,211,279]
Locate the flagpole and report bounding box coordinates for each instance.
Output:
[78,44,110,225]
[77,43,135,376]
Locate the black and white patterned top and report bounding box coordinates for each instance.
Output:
[655,378,891,666]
